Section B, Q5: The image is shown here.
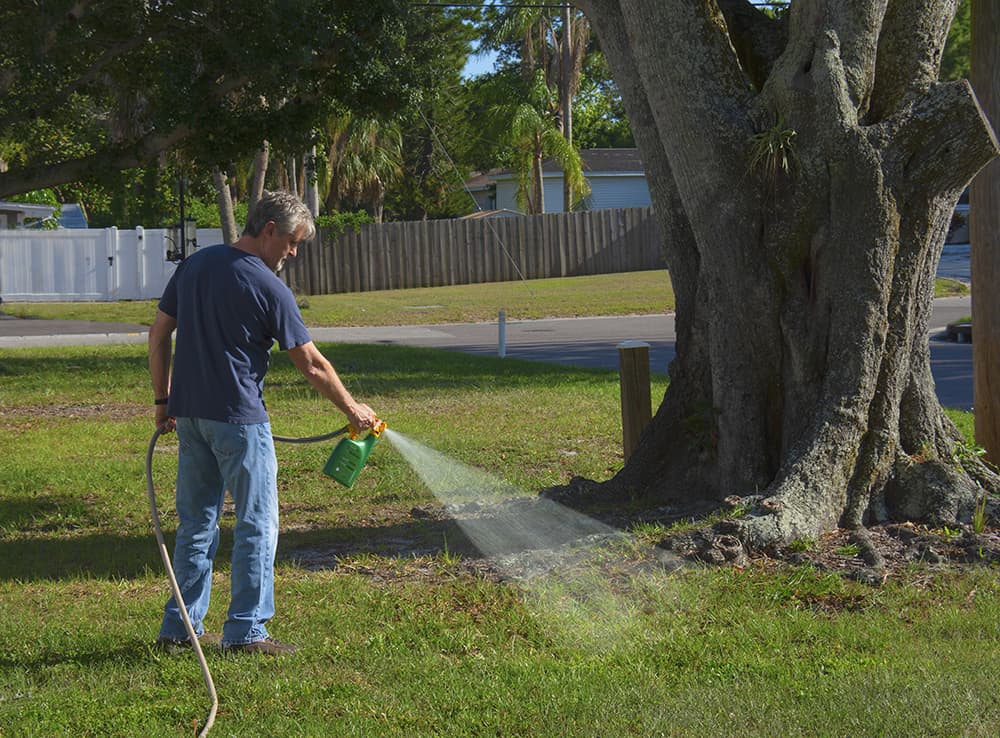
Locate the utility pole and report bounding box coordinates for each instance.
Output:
[561,2,573,212]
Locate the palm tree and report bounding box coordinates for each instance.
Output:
[481,4,592,210]
[503,72,589,214]
[322,114,403,223]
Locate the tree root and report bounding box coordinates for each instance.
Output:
[847,527,885,570]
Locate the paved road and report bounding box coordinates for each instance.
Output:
[0,296,975,410]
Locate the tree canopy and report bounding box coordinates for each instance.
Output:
[0,0,429,199]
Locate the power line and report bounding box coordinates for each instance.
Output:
[412,0,789,7]
[413,3,575,8]
[417,108,532,290]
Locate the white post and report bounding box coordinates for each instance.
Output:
[498,309,507,358]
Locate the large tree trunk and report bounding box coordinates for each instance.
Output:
[971,0,1000,465]
[576,0,1000,549]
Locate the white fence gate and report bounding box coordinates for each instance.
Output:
[0,227,223,302]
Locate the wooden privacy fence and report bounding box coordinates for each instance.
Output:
[281,206,664,295]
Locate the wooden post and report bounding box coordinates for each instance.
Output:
[618,340,652,461]
[972,0,1000,465]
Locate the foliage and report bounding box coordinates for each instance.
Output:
[748,118,799,183]
[573,54,635,149]
[0,0,427,201]
[952,440,987,466]
[319,114,404,222]
[940,0,971,81]
[973,495,989,535]
[181,197,249,230]
[475,1,595,213]
[787,537,816,553]
[393,2,482,218]
[8,189,60,208]
[314,210,374,239]
[502,71,590,213]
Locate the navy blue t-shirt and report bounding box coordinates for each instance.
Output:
[159,244,312,424]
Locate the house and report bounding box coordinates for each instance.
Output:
[465,148,652,214]
[0,200,56,229]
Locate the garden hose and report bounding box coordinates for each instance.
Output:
[145,425,218,738]
[145,423,351,737]
[272,424,350,444]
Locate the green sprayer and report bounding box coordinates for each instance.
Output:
[323,419,387,488]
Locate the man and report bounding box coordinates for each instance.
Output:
[148,190,376,656]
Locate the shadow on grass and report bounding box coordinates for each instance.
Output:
[0,533,167,582]
[267,343,618,399]
[0,642,151,671]
[0,494,103,533]
[0,496,632,582]
[0,517,481,582]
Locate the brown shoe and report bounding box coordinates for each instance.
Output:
[154,632,221,654]
[222,637,299,656]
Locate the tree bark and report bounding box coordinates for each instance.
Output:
[971,0,1000,465]
[212,167,238,245]
[304,146,320,216]
[532,137,545,214]
[561,3,574,211]
[573,0,1000,549]
[249,141,270,215]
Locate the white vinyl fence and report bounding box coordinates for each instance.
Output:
[0,227,222,302]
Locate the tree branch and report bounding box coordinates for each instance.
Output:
[771,0,886,119]
[605,0,753,190]
[716,0,788,91]
[869,0,960,123]
[880,80,999,197]
[0,125,192,199]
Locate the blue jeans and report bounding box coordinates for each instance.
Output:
[159,417,279,646]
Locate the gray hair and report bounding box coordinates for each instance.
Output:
[243,190,316,241]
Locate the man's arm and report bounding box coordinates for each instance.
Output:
[287,341,376,430]
[148,309,177,432]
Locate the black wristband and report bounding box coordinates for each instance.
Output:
[154,397,169,406]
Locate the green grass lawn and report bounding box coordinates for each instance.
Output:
[1,269,968,328]
[1,340,997,737]
[0,270,677,328]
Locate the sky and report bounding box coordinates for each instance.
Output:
[462,47,500,79]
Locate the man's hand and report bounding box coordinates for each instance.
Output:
[347,403,377,431]
[156,407,176,433]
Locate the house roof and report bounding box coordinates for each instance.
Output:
[465,169,504,191]
[555,147,645,173]
[467,149,646,188]
[0,200,56,218]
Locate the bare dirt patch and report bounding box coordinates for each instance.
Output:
[278,493,1000,590]
[0,402,145,422]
